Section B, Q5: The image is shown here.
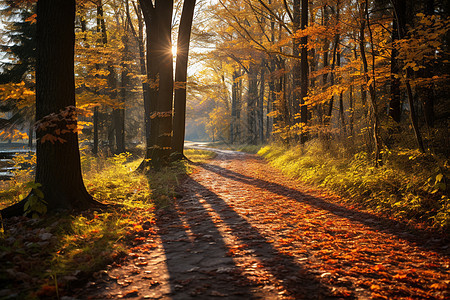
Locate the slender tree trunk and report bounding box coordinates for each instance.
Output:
[349,83,354,136]
[172,0,196,156]
[258,61,265,143]
[138,0,157,169]
[28,121,33,149]
[248,64,258,145]
[133,2,151,154]
[389,0,405,123]
[418,0,435,128]
[267,63,275,140]
[230,69,241,144]
[299,0,308,143]
[405,79,425,152]
[360,0,382,166]
[292,0,301,127]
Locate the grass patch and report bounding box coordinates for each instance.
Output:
[258,141,449,229]
[0,148,214,298]
[184,148,217,162]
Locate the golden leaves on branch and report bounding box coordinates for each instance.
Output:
[35,106,93,144]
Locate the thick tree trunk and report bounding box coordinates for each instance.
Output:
[155,0,174,162]
[2,0,98,218]
[172,0,196,156]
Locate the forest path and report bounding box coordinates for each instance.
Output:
[79,148,449,299]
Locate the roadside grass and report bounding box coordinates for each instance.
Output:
[0,149,214,299]
[258,141,449,229]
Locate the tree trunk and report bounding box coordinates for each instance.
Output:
[133,2,151,156]
[258,61,265,143]
[389,0,405,123]
[230,69,241,144]
[360,0,382,166]
[292,0,301,127]
[418,0,435,128]
[155,0,174,162]
[406,79,425,152]
[172,0,196,156]
[139,0,175,169]
[299,0,308,143]
[2,0,98,218]
[247,64,258,145]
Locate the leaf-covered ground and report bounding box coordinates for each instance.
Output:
[74,149,449,299]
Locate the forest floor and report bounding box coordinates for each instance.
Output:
[74,148,449,300]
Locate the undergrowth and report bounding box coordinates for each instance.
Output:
[0,148,214,299]
[258,141,449,229]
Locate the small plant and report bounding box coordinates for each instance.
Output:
[23,182,47,218]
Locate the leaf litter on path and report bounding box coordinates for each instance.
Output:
[76,150,449,299]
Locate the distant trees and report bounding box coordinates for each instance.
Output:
[200,0,449,162]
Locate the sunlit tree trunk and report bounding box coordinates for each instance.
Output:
[172,0,196,156]
[139,0,174,169]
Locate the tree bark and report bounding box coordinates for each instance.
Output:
[258,61,265,143]
[360,0,382,166]
[292,0,301,127]
[299,0,308,143]
[247,64,258,144]
[389,0,405,123]
[172,0,196,156]
[2,0,98,218]
[139,0,174,168]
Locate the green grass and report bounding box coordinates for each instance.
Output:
[0,148,214,299]
[258,141,449,229]
[185,148,217,162]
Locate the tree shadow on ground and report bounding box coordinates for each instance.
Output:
[156,177,334,299]
[199,163,449,258]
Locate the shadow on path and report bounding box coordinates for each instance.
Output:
[157,175,334,299]
[200,163,449,257]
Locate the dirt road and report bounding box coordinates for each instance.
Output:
[79,149,449,299]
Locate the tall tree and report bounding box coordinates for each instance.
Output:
[299,0,308,143]
[1,0,99,218]
[139,0,174,169]
[172,0,197,156]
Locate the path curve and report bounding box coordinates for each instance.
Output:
[78,148,449,299]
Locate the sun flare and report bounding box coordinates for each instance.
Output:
[172,46,177,56]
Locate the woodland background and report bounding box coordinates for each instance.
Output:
[0,0,449,223]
